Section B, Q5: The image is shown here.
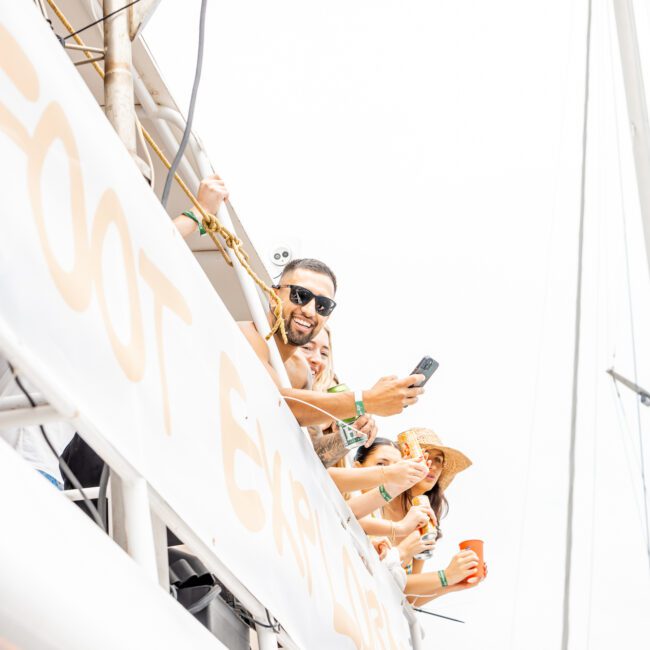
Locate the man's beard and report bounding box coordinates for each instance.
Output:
[285,314,316,346]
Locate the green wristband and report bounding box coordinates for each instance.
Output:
[182,210,206,235]
[438,569,448,587]
[354,389,366,417]
[378,484,393,503]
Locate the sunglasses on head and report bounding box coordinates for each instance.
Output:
[273,284,337,317]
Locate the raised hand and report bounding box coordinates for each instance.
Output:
[397,529,437,564]
[353,414,378,447]
[382,460,428,496]
[363,374,425,416]
[197,174,229,215]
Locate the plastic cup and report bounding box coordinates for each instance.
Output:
[458,539,485,581]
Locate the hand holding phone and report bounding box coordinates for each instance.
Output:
[409,356,439,388]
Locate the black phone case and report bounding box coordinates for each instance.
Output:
[410,356,439,388]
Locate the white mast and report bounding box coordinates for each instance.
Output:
[613,0,650,279]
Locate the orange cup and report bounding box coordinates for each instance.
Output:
[459,539,485,581]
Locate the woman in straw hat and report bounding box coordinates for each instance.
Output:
[355,430,485,604]
[298,330,433,534]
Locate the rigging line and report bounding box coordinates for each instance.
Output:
[413,608,465,624]
[607,0,650,569]
[561,0,593,647]
[160,0,207,207]
[620,123,650,570]
[61,0,141,41]
[586,100,603,647]
[609,378,647,535]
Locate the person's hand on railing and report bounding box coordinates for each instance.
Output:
[382,460,428,498]
[362,374,425,416]
[173,174,230,238]
[197,174,229,215]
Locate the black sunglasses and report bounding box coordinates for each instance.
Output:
[273,284,337,317]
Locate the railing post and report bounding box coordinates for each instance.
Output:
[111,475,158,582]
[218,204,292,387]
[255,624,279,650]
[104,0,136,158]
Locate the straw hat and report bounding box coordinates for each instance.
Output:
[401,428,472,492]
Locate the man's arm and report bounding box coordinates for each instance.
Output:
[281,374,425,426]
[307,426,347,468]
[238,321,284,388]
[173,175,229,239]
[238,322,425,426]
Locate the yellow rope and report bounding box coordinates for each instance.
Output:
[46,0,105,78]
[45,0,287,343]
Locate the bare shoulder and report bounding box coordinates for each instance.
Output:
[237,321,270,360]
[285,352,310,389]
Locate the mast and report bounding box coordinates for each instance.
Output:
[613,0,650,279]
[612,0,650,573]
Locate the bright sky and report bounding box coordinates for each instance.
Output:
[145,2,650,648]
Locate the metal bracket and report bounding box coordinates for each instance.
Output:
[0,404,68,428]
[607,368,650,406]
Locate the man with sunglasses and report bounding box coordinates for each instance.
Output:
[238,259,426,432]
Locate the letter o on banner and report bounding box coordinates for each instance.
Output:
[91,189,145,381]
[28,102,92,311]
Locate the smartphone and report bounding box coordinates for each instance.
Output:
[409,356,439,388]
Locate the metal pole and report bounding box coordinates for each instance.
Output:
[254,624,279,650]
[104,0,136,158]
[0,405,65,428]
[132,69,290,385]
[613,0,650,280]
[219,203,291,387]
[607,367,650,403]
[132,70,202,191]
[116,477,159,582]
[403,606,424,650]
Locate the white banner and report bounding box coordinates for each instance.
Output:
[0,4,412,649]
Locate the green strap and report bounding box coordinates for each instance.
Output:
[438,569,448,587]
[354,389,366,417]
[182,210,206,236]
[378,484,392,503]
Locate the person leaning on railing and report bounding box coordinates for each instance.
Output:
[238,257,425,427]
[298,327,378,466]
[355,434,487,605]
[173,177,426,431]
[298,327,431,533]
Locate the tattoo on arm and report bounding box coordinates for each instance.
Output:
[308,426,347,468]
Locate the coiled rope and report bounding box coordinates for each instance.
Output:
[45,0,287,342]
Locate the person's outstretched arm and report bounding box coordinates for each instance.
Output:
[327,459,425,493]
[173,175,229,238]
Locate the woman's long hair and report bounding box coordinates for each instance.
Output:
[310,326,346,469]
[355,438,449,535]
[311,326,335,393]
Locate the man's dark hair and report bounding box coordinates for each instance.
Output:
[281,258,337,293]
